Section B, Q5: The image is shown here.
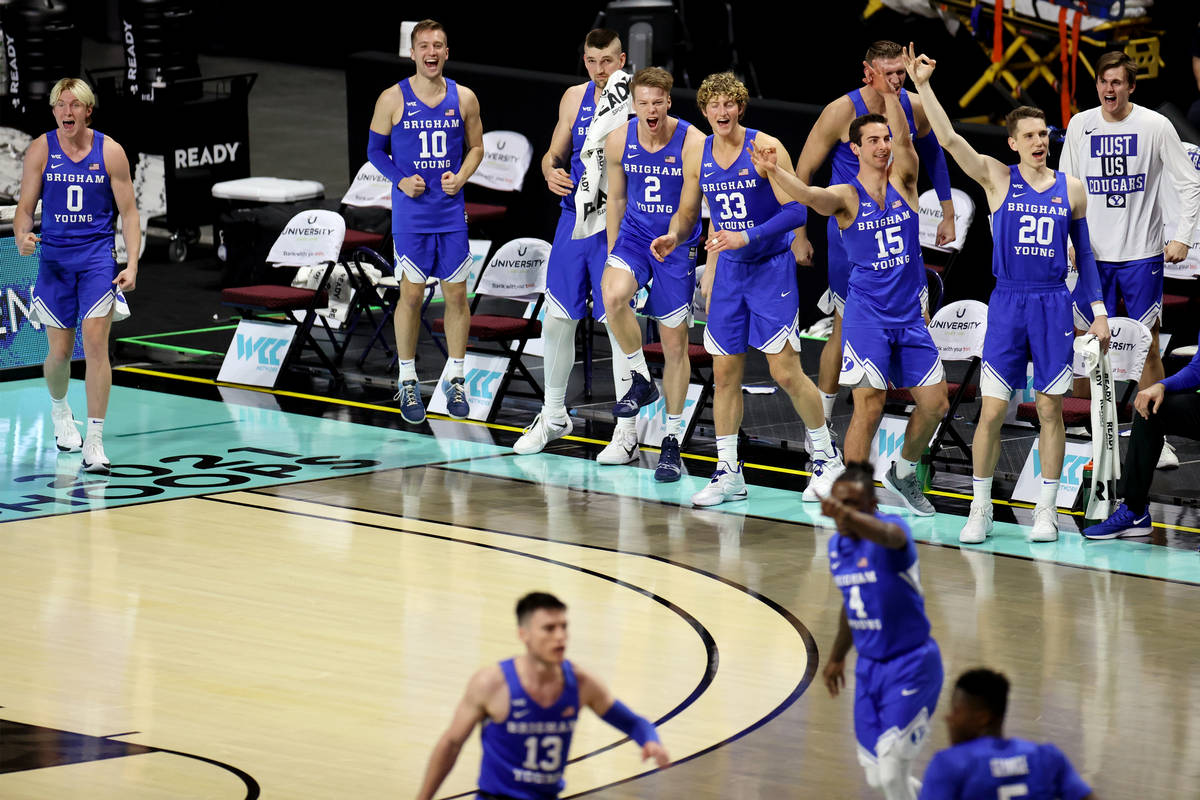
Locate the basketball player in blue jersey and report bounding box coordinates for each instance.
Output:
[599,67,704,481]
[14,78,139,475]
[415,592,670,800]
[920,668,1095,799]
[795,40,957,426]
[652,72,844,506]
[821,463,943,800]
[514,30,637,461]
[904,45,1111,543]
[367,19,484,424]
[751,65,949,516]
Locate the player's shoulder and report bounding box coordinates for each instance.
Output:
[1066,106,1101,131]
[562,81,590,105]
[751,130,784,150]
[468,661,508,695]
[455,82,480,107]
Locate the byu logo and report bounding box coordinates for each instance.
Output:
[841,356,854,372]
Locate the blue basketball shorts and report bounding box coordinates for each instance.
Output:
[606,229,697,328]
[854,637,943,766]
[1073,255,1163,328]
[703,249,801,356]
[826,215,850,315]
[31,243,122,329]
[841,324,943,390]
[393,230,471,285]
[981,284,1074,400]
[545,210,608,321]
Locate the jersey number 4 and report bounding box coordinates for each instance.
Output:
[522,735,563,771]
[848,585,868,619]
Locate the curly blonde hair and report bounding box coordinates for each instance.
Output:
[696,72,747,118]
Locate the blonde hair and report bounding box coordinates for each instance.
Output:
[632,66,673,94]
[696,72,748,118]
[49,77,96,109]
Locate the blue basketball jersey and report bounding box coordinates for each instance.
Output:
[990,166,1072,287]
[920,737,1092,800]
[621,117,700,244]
[561,82,596,212]
[478,659,580,799]
[391,77,467,233]
[830,89,918,185]
[828,513,932,661]
[840,178,925,327]
[40,129,115,265]
[699,129,796,263]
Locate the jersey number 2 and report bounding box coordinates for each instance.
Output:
[522,735,563,771]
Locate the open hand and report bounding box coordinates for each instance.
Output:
[546,167,574,197]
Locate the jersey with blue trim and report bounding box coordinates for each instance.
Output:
[391,77,467,233]
[478,659,580,799]
[830,89,919,185]
[990,166,1072,286]
[561,81,596,213]
[620,117,700,244]
[828,513,931,661]
[840,178,925,327]
[40,129,115,263]
[699,129,796,263]
[920,737,1092,800]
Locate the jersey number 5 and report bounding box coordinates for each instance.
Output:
[522,735,563,771]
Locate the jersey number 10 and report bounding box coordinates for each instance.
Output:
[418,130,448,159]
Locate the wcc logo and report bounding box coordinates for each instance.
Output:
[464,367,503,401]
[1030,445,1089,487]
[235,332,289,366]
[877,428,905,461]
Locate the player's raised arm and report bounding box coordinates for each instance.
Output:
[415,666,497,800]
[904,44,1007,202]
[748,137,847,219]
[909,96,957,246]
[542,85,583,197]
[793,98,850,263]
[819,492,910,549]
[651,132,703,261]
[14,135,47,257]
[605,126,627,253]
[576,664,670,768]
[868,62,917,195]
[706,133,810,254]
[442,85,484,197]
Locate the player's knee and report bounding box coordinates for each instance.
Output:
[601,286,630,319]
[925,393,950,420]
[440,281,468,307]
[855,389,886,417]
[660,334,688,364]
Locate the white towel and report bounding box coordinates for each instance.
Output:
[572,70,632,239]
[1075,335,1120,519]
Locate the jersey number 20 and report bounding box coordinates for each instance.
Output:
[1017,215,1054,246]
[522,735,563,771]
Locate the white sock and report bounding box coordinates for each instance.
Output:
[607,326,633,404]
[86,418,104,441]
[666,414,684,438]
[542,314,578,420]
[895,457,919,479]
[807,425,835,460]
[716,434,738,467]
[820,391,837,419]
[615,416,637,436]
[398,359,417,383]
[625,347,650,381]
[1039,478,1060,509]
[51,395,70,414]
[972,475,993,507]
[448,358,465,380]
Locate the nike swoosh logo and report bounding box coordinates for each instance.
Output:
[626,153,640,159]
[512,710,530,719]
[1065,331,1073,336]
[50,164,63,169]
[579,116,592,123]
[1085,128,1097,134]
[1133,515,1149,524]
[780,291,792,297]
[1151,269,1161,276]
[1012,192,1026,198]
[830,561,840,568]
[901,688,919,696]
[703,171,715,178]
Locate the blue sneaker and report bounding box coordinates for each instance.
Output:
[655,434,682,482]
[612,372,660,418]
[442,377,470,420]
[1083,503,1153,539]
[395,379,426,424]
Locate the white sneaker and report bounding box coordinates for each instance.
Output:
[513,413,572,455]
[803,451,845,501]
[1029,504,1059,542]
[51,404,82,452]
[1156,441,1179,470]
[959,503,994,544]
[691,461,748,506]
[596,428,639,465]
[81,437,111,474]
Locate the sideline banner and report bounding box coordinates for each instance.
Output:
[0,239,84,371]
[218,320,297,387]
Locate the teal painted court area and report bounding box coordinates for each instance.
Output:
[4,379,1196,585]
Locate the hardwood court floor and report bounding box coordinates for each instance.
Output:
[3,449,1198,798]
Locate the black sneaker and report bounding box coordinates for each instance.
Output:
[655,435,682,482]
[612,372,660,418]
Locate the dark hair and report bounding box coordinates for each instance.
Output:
[849,113,888,146]
[1005,106,1046,138]
[955,668,1010,722]
[1096,50,1136,86]
[834,461,877,500]
[516,592,567,625]
[410,19,445,47]
[585,28,622,52]
[864,40,904,63]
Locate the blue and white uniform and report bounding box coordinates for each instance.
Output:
[31,129,120,329]
[606,117,701,327]
[546,82,610,320]
[919,736,1092,800]
[838,178,943,390]
[391,77,471,284]
[700,129,805,355]
[981,166,1078,398]
[829,514,943,768]
[477,658,580,800]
